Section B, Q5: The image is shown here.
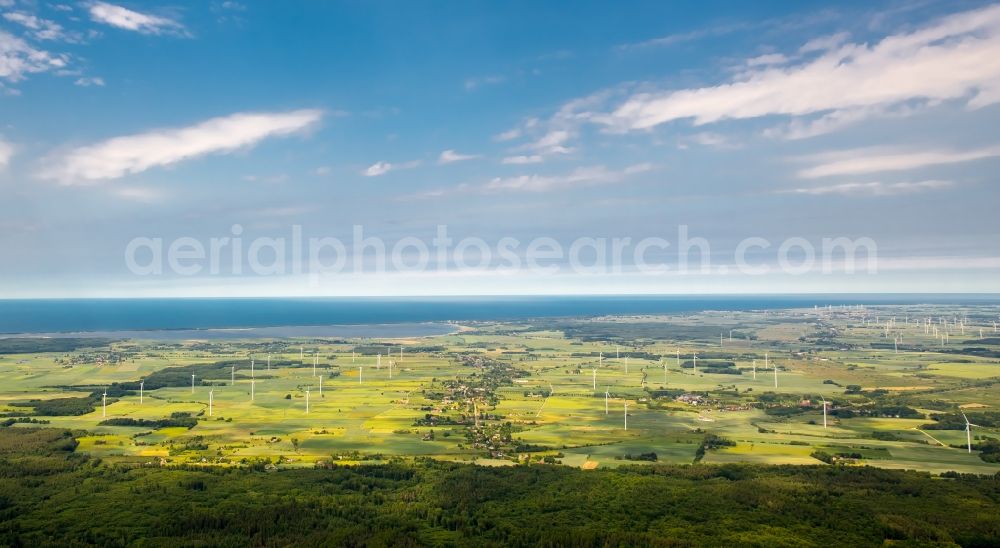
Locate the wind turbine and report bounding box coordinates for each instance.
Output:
[821,396,828,429]
[251,358,255,379]
[389,360,393,379]
[752,359,757,380]
[624,402,628,431]
[963,413,981,453]
[377,353,382,369]
[616,345,620,359]
[604,388,609,415]
[102,389,107,418]
[313,354,318,377]
[599,351,603,367]
[208,390,213,417]
[250,380,255,401]
[359,366,363,384]
[663,359,667,384]
[305,389,310,414]
[300,347,304,360]
[764,352,769,370]
[191,374,196,394]
[139,381,144,405]
[267,353,271,371]
[676,349,680,367]
[692,353,698,375]
[624,356,629,374]
[773,364,778,388]
[231,365,235,386]
[352,350,356,363]
[592,368,597,391]
[319,376,323,396]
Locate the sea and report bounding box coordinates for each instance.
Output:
[0,295,997,339]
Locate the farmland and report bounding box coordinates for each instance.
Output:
[2,304,998,475]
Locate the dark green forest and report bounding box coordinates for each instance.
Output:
[0,428,998,546]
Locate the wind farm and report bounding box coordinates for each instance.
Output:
[2,303,997,474]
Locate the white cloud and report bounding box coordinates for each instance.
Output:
[242,173,289,184]
[312,166,331,176]
[40,109,323,184]
[745,53,788,67]
[74,76,105,87]
[685,132,730,147]
[2,11,76,42]
[484,163,652,193]
[361,160,419,177]
[594,5,1000,134]
[798,31,850,53]
[494,117,538,142]
[464,75,504,91]
[0,138,13,168]
[785,179,954,196]
[362,161,392,177]
[525,129,573,155]
[88,2,187,36]
[113,186,164,202]
[794,145,1000,179]
[0,30,68,82]
[501,154,543,165]
[616,23,751,51]
[438,149,480,164]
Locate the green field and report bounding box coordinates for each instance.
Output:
[2,304,999,474]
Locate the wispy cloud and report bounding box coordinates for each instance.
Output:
[784,179,954,196]
[0,138,13,169]
[484,163,653,193]
[594,5,1000,135]
[2,11,79,42]
[0,30,68,83]
[362,159,420,177]
[616,22,751,51]
[438,149,480,164]
[113,185,165,202]
[40,109,323,184]
[493,117,537,142]
[794,145,1000,179]
[464,75,505,91]
[74,76,105,87]
[88,2,187,36]
[501,155,543,165]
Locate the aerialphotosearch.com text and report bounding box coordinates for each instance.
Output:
[124,224,878,279]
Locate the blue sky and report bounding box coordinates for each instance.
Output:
[1,0,999,297]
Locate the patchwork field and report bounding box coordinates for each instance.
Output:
[2,304,998,474]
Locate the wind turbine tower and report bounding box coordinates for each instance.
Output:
[963,413,980,453]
